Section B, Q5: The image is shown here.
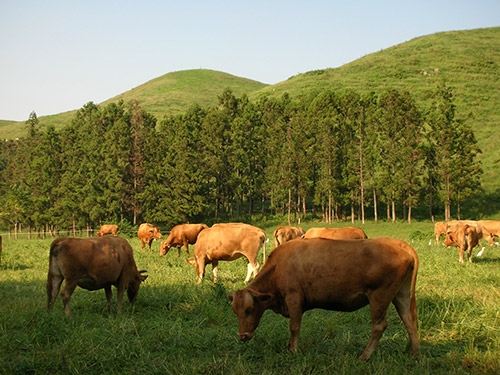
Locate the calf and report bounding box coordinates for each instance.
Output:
[228,237,419,361]
[160,223,208,256]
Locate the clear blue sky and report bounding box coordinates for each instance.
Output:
[1,0,499,121]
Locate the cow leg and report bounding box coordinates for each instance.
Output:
[46,272,64,312]
[212,261,219,283]
[104,285,113,313]
[392,286,420,358]
[285,295,303,351]
[116,286,125,314]
[183,241,190,255]
[360,299,390,361]
[244,259,259,283]
[195,258,206,284]
[60,280,79,318]
[458,246,465,263]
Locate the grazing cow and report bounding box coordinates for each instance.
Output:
[273,225,305,248]
[477,220,500,244]
[443,224,480,263]
[433,221,447,244]
[303,226,368,240]
[159,223,209,256]
[96,224,119,237]
[228,237,420,361]
[190,223,266,284]
[137,223,163,251]
[445,220,494,246]
[47,236,148,317]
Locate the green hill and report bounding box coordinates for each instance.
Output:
[1,27,499,191]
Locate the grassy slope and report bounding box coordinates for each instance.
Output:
[251,27,500,192]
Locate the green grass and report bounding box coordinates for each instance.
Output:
[1,221,500,374]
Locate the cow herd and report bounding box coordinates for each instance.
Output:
[434,220,500,263]
[45,221,427,361]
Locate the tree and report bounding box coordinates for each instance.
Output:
[425,83,482,220]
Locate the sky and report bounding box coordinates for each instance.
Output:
[1,1,499,122]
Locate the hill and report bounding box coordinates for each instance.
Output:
[0,70,268,138]
[1,27,499,191]
[250,27,500,192]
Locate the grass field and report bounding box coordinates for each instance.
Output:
[1,221,499,374]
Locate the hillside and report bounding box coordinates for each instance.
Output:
[0,70,268,138]
[1,27,499,192]
[251,27,500,192]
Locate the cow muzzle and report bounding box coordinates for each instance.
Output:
[237,332,255,342]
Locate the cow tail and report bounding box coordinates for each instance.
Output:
[410,249,419,325]
[262,234,267,266]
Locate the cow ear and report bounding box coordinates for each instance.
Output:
[227,294,234,302]
[249,290,273,303]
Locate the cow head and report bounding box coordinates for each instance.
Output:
[443,231,458,247]
[127,270,148,303]
[159,241,170,256]
[151,227,162,240]
[228,288,273,342]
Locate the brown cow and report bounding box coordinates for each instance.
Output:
[303,226,368,240]
[273,225,305,248]
[443,224,480,263]
[477,220,500,244]
[47,236,147,317]
[137,223,163,251]
[96,224,119,237]
[159,223,209,256]
[228,237,420,361]
[445,220,494,246]
[433,221,447,244]
[190,223,266,284]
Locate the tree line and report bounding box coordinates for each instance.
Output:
[0,83,482,234]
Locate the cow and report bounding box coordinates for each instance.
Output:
[96,224,119,237]
[137,223,163,251]
[46,236,148,317]
[159,223,209,257]
[273,225,305,248]
[433,221,447,244]
[445,220,494,246]
[228,237,420,361]
[477,220,500,244]
[443,224,480,263]
[303,226,368,240]
[189,223,266,284]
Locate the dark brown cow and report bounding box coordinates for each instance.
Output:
[273,226,305,248]
[433,221,447,244]
[443,224,480,263]
[303,226,368,240]
[228,237,420,361]
[159,223,209,256]
[190,223,266,284]
[137,223,163,251]
[96,224,119,237]
[47,236,147,317]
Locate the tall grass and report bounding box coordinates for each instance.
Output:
[1,221,499,374]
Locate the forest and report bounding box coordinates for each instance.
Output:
[0,83,482,235]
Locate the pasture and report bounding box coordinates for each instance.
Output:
[1,221,499,374]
